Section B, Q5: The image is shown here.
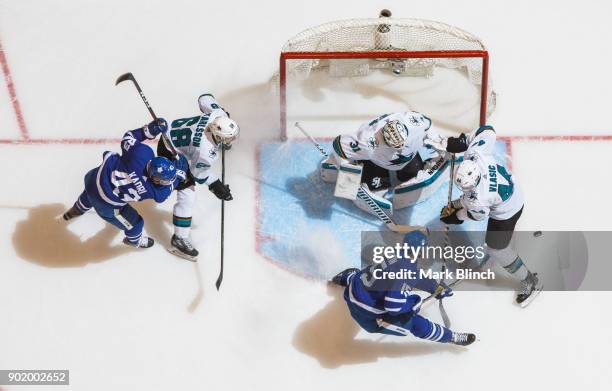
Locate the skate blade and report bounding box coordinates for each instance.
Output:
[166,247,198,262]
[519,285,543,308]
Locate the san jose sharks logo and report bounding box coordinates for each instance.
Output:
[209,148,217,159]
[367,137,378,149]
[408,115,422,125]
[389,152,414,165]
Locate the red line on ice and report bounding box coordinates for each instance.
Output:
[0,138,121,145]
[0,37,29,140]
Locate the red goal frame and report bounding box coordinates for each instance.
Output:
[279,50,489,140]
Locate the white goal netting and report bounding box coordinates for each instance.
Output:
[276,14,497,139]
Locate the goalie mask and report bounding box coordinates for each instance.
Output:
[454,159,481,191]
[208,116,240,146]
[381,120,408,149]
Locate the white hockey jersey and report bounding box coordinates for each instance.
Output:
[167,94,228,185]
[331,111,433,171]
[456,126,524,221]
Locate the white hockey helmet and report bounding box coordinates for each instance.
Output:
[454,159,481,191]
[207,116,240,146]
[381,120,408,149]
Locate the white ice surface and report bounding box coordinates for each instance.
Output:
[0,1,611,390]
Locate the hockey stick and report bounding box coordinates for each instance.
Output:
[437,152,456,328]
[294,122,426,234]
[115,72,179,158]
[215,144,226,290]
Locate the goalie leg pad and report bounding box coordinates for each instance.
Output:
[334,162,363,200]
[319,156,338,183]
[393,154,450,209]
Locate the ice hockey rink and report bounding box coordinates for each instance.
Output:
[1,0,611,390]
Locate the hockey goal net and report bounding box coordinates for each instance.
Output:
[278,12,495,140]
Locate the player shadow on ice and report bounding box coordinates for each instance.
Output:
[293,285,463,369]
[285,173,336,220]
[284,172,412,228]
[11,201,175,268]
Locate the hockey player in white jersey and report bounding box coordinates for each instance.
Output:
[433,125,542,306]
[320,111,448,213]
[157,94,239,261]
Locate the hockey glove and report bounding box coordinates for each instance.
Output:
[440,205,464,225]
[209,180,233,201]
[434,281,454,299]
[145,118,168,138]
[446,133,469,153]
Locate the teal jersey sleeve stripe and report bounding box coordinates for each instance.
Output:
[332,136,347,159]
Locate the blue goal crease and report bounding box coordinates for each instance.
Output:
[257,140,508,280]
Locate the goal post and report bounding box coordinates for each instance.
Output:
[277,12,495,140]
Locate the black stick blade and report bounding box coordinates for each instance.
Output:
[115,72,135,85]
[215,272,223,291]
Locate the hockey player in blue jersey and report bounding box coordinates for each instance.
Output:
[331,231,476,346]
[62,118,189,248]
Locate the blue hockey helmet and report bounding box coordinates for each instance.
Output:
[147,157,177,186]
[404,230,428,248]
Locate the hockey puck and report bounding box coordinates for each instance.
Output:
[533,231,542,237]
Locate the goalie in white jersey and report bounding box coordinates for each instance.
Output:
[157,94,239,261]
[320,111,448,213]
[434,125,542,306]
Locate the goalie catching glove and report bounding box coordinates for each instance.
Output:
[209,180,232,201]
[426,133,469,154]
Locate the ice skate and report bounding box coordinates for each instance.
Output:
[330,268,359,287]
[62,205,84,221]
[167,234,199,262]
[516,272,543,307]
[450,332,476,346]
[123,236,154,249]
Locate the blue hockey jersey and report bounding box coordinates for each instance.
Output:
[92,127,181,207]
[345,255,439,320]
